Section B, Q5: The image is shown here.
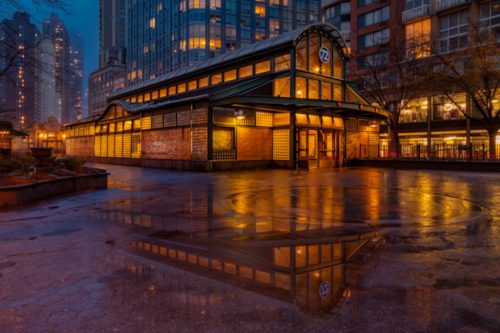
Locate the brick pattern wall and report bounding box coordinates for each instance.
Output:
[237,127,273,160]
[141,128,191,160]
[192,126,207,160]
[66,137,95,157]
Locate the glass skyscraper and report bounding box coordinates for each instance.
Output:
[126,0,321,85]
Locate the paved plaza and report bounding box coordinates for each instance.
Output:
[0,165,499,332]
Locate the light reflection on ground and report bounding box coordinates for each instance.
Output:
[0,165,498,332]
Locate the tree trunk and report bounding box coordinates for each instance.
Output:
[388,126,400,159]
[487,128,497,160]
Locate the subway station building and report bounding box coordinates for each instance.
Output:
[66,24,387,171]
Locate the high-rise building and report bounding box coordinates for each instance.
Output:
[126,0,322,85]
[43,13,72,124]
[35,38,58,122]
[89,0,128,116]
[69,33,84,120]
[99,0,127,66]
[0,12,41,129]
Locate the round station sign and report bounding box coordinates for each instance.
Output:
[319,46,330,64]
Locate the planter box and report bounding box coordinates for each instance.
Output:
[0,169,108,208]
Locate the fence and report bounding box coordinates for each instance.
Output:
[356,143,500,161]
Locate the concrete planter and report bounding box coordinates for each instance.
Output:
[0,169,108,208]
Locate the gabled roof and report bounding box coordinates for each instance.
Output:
[110,23,348,99]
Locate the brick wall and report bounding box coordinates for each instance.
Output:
[66,137,95,158]
[141,128,191,160]
[192,126,207,160]
[237,127,273,160]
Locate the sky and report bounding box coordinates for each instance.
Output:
[1,0,99,99]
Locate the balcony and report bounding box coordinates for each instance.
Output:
[402,5,431,23]
[436,0,472,12]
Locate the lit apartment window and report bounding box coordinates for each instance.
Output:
[189,0,206,9]
[255,4,266,16]
[405,19,431,58]
[149,18,156,29]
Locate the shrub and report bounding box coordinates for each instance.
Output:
[16,156,37,177]
[0,159,20,175]
[62,156,85,171]
[45,156,65,174]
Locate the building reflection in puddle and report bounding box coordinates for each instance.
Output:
[124,229,382,314]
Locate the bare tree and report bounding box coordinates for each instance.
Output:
[351,41,425,157]
[427,28,499,159]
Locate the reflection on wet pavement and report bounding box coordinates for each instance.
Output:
[0,165,498,332]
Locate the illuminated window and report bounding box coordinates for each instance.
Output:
[333,49,343,78]
[213,128,234,150]
[273,77,290,98]
[400,97,429,123]
[152,90,159,100]
[224,69,237,82]
[124,120,132,131]
[296,38,307,70]
[296,77,306,99]
[149,18,156,29]
[109,123,116,133]
[211,73,222,85]
[432,94,466,120]
[199,76,209,88]
[209,38,221,50]
[405,19,431,58]
[159,88,167,97]
[275,54,290,71]
[210,0,221,9]
[188,80,197,91]
[144,93,151,102]
[168,86,176,95]
[239,65,253,78]
[333,83,342,100]
[180,0,186,11]
[255,60,271,74]
[177,82,187,93]
[309,33,320,74]
[189,37,206,49]
[137,95,144,103]
[117,122,123,132]
[270,0,280,5]
[308,79,319,99]
[321,82,332,100]
[189,0,206,8]
[130,96,137,103]
[255,4,266,16]
[133,119,141,130]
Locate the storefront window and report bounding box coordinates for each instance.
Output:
[432,94,466,120]
[296,77,307,99]
[400,97,429,123]
[274,77,290,98]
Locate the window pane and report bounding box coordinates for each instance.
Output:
[152,90,159,100]
[274,77,290,97]
[296,37,307,70]
[309,32,320,73]
[224,69,237,82]
[296,77,307,99]
[275,54,290,71]
[177,83,186,93]
[321,81,332,100]
[308,79,319,99]
[188,80,197,90]
[211,73,222,85]
[168,86,176,95]
[159,88,167,97]
[238,65,253,78]
[199,76,209,88]
[255,60,271,74]
[213,128,234,149]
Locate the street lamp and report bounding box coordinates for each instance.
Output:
[235,110,245,120]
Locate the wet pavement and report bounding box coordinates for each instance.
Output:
[0,164,499,333]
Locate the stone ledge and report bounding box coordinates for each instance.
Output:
[0,170,108,208]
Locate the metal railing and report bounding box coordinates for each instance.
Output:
[402,5,431,23]
[354,143,500,161]
[436,0,471,12]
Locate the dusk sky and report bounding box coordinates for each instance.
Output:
[1,0,99,93]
